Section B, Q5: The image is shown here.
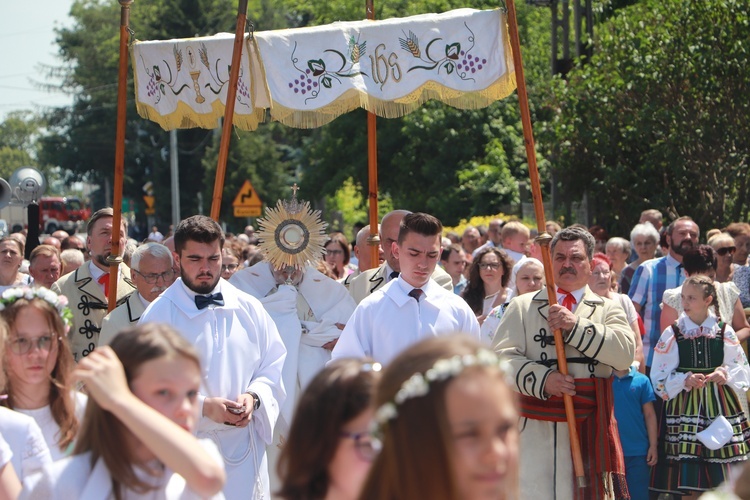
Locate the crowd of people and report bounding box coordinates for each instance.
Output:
[0,204,749,499]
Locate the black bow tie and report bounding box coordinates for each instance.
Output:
[195,292,225,310]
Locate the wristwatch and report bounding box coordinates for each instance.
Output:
[246,391,261,410]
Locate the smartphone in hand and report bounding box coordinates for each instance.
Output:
[227,405,247,415]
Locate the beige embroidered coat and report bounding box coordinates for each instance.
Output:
[52,264,136,361]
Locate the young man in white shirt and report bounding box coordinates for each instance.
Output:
[332,212,479,365]
[140,215,285,499]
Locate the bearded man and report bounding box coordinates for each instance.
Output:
[52,208,136,361]
[628,216,699,369]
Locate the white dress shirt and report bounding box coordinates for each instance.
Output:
[331,276,480,365]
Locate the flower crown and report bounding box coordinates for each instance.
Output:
[373,349,509,429]
[0,287,73,328]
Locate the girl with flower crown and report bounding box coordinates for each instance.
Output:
[650,275,750,497]
[0,286,86,460]
[360,335,518,500]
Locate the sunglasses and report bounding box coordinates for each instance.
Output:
[716,246,736,256]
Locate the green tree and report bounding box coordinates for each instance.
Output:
[201,122,292,233]
[0,112,43,179]
[544,0,750,234]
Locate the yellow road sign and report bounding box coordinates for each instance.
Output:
[232,180,263,209]
[234,206,262,217]
[143,195,156,215]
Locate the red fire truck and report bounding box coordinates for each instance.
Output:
[39,197,91,234]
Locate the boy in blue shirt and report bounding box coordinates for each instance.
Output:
[612,365,658,500]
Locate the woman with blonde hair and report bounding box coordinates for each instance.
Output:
[361,335,518,500]
[708,232,737,283]
[0,287,84,460]
[481,258,545,345]
[25,323,226,499]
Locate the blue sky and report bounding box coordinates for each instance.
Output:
[0,1,75,120]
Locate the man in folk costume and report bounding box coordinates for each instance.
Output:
[346,209,453,303]
[52,207,136,361]
[494,226,635,499]
[99,242,175,346]
[230,188,356,491]
[139,215,286,499]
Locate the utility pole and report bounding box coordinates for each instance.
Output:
[526,0,594,221]
[170,129,181,227]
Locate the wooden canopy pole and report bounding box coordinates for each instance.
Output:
[505,0,586,487]
[210,0,250,221]
[108,0,133,313]
[364,0,380,269]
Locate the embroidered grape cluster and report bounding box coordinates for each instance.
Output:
[146,75,159,98]
[238,77,250,99]
[287,69,319,95]
[457,51,486,74]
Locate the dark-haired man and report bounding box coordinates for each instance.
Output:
[332,212,479,364]
[346,209,452,303]
[140,215,285,499]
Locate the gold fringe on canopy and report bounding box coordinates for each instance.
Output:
[266,72,517,129]
[134,97,265,131]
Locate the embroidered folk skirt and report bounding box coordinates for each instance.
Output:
[651,381,750,493]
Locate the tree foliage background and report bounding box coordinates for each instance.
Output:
[542,0,750,235]
[1,0,748,235]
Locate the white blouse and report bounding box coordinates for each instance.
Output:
[650,313,750,400]
[16,392,87,461]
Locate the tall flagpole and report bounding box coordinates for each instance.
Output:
[108,0,133,313]
[365,0,380,269]
[505,0,586,487]
[210,0,250,221]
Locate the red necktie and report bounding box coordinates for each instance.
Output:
[98,274,110,298]
[558,288,576,311]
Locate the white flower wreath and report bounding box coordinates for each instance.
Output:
[373,348,509,430]
[0,286,73,328]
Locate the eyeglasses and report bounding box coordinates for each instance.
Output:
[326,249,344,256]
[133,269,174,284]
[716,246,736,256]
[221,264,239,272]
[478,263,501,271]
[340,430,382,461]
[9,335,58,355]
